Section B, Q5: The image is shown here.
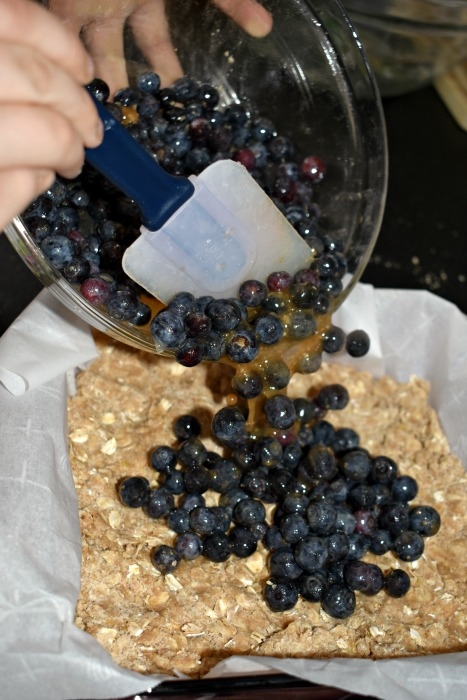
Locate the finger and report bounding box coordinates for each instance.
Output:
[82,16,128,96]
[0,167,55,231]
[212,0,273,37]
[0,0,94,85]
[0,43,102,149]
[0,105,88,180]
[129,1,184,88]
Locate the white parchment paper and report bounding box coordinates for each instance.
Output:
[1,283,466,700]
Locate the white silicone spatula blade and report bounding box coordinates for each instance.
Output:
[122,160,314,303]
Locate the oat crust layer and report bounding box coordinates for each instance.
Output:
[69,333,467,677]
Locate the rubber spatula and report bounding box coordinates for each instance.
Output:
[85,96,313,304]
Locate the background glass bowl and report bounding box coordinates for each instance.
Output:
[342,0,467,96]
[4,0,387,354]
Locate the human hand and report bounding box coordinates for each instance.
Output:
[46,0,273,96]
[0,0,103,232]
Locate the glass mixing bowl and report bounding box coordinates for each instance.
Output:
[341,0,467,96]
[4,0,387,353]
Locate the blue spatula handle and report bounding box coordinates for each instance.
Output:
[85,94,194,231]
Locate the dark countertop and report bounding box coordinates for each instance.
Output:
[1,84,466,337]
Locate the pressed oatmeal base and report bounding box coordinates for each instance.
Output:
[69,332,467,677]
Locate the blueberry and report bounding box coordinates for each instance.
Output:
[40,235,75,269]
[211,407,248,448]
[150,445,177,474]
[393,530,425,561]
[369,529,394,555]
[183,466,211,494]
[294,535,328,573]
[219,488,249,510]
[114,87,138,106]
[239,279,267,307]
[167,291,197,317]
[264,577,299,612]
[282,491,309,515]
[322,325,346,354]
[282,442,303,471]
[262,292,289,315]
[184,311,212,336]
[150,545,180,574]
[232,370,264,399]
[305,445,338,481]
[346,329,370,357]
[150,310,186,351]
[181,493,205,512]
[331,428,360,455]
[297,352,322,374]
[263,525,288,552]
[210,506,232,534]
[384,569,411,598]
[370,455,398,484]
[290,283,318,309]
[344,560,384,596]
[311,420,335,446]
[106,289,139,320]
[279,513,309,544]
[391,475,418,502]
[118,476,150,508]
[172,76,198,102]
[232,498,266,526]
[206,299,241,331]
[267,270,292,292]
[175,532,203,560]
[269,546,303,580]
[409,505,441,536]
[353,510,378,537]
[167,508,191,534]
[178,438,207,468]
[189,506,217,536]
[316,384,349,411]
[208,460,242,493]
[254,437,283,467]
[202,533,231,562]
[379,502,410,536]
[163,470,185,495]
[339,449,371,482]
[299,570,329,602]
[229,526,258,558]
[80,276,111,305]
[264,395,296,430]
[198,83,219,108]
[62,257,91,283]
[174,414,201,440]
[334,506,356,535]
[261,361,291,391]
[325,532,350,562]
[143,488,174,519]
[87,78,110,102]
[321,583,356,619]
[285,309,317,340]
[254,314,284,345]
[136,71,161,95]
[306,502,337,536]
[347,483,376,510]
[197,330,226,361]
[226,327,259,363]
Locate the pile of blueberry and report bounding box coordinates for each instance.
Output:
[22,71,345,335]
[150,274,370,384]
[118,386,441,619]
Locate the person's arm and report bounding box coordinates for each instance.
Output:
[46,0,273,95]
[0,0,102,232]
